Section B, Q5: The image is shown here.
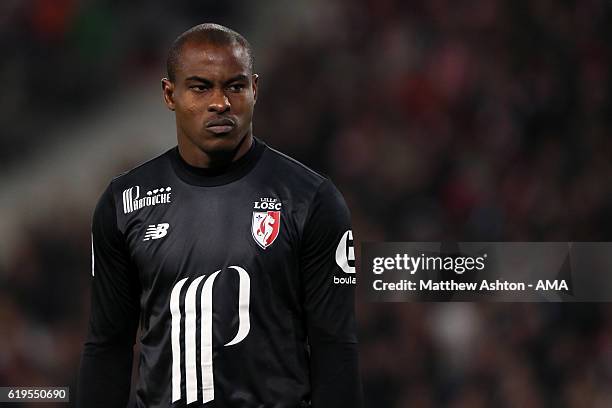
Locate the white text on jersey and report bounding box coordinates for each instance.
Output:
[334,230,356,285]
[170,266,251,404]
[123,186,172,214]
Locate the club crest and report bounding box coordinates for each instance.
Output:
[251,198,281,249]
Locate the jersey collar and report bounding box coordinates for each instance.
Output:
[168,136,266,187]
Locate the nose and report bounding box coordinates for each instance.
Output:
[208,88,230,113]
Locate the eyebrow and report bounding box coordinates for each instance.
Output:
[184,74,249,85]
[225,74,249,83]
[185,76,213,85]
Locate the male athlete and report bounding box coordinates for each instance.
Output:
[77,24,362,407]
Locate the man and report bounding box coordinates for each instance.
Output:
[77,23,362,407]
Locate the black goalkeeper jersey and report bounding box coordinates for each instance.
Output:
[77,137,362,408]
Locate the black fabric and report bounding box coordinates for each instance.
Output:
[77,138,362,407]
[77,183,140,408]
[169,136,265,187]
[300,180,362,407]
[309,342,362,408]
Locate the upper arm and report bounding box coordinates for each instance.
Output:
[87,182,140,346]
[300,179,357,344]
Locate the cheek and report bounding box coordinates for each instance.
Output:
[175,91,204,113]
[176,108,205,133]
[183,96,203,113]
[185,103,201,115]
[231,96,254,116]
[177,99,205,118]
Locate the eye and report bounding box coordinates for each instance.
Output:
[228,83,246,92]
[189,85,209,92]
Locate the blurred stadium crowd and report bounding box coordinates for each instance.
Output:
[1,0,612,407]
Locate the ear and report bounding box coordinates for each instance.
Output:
[161,78,176,111]
[252,74,259,103]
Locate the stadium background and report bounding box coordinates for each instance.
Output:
[1,0,612,406]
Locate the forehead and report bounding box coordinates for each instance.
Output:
[175,41,250,80]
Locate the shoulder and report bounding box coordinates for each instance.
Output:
[259,142,349,217]
[93,148,174,223]
[106,148,174,195]
[260,143,329,193]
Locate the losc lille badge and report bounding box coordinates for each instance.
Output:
[252,198,281,249]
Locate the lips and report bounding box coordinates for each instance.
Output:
[206,117,236,134]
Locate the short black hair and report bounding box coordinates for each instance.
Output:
[166,23,254,82]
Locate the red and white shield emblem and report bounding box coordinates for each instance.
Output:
[252,211,280,249]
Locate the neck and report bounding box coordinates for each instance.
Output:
[178,130,253,169]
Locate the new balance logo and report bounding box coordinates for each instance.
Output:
[122,185,172,214]
[170,266,251,404]
[143,223,169,241]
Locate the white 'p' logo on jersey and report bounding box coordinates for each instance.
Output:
[169,266,250,405]
[335,230,355,274]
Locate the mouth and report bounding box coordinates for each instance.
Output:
[206,117,236,134]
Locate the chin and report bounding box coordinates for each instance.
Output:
[197,132,244,153]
